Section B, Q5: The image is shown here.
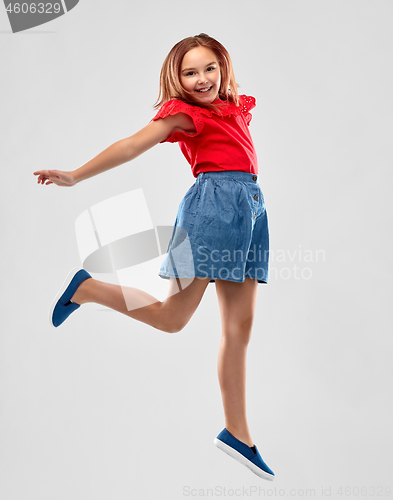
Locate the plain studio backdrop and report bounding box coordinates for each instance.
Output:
[1,1,392,499]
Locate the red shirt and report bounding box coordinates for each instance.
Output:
[150,94,258,178]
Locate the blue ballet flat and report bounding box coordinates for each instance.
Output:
[214,428,275,480]
[49,268,92,328]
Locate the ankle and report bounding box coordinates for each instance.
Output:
[225,425,254,447]
[71,277,92,305]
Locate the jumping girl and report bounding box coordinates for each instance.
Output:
[33,33,274,481]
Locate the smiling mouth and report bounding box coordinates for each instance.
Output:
[195,86,213,93]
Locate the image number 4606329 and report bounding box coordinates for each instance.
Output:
[4,0,79,33]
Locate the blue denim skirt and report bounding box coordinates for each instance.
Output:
[159,170,269,284]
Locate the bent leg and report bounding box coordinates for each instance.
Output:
[215,277,259,447]
[71,275,210,333]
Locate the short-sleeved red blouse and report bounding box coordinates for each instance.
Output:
[150,94,258,178]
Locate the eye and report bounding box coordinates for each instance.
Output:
[184,66,216,76]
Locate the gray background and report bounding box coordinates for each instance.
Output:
[1,0,392,499]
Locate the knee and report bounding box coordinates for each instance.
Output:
[165,326,179,334]
[222,320,253,344]
[156,309,186,334]
[168,323,185,334]
[166,318,189,334]
[224,332,252,346]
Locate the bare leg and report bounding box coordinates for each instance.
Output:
[215,278,259,447]
[71,276,210,334]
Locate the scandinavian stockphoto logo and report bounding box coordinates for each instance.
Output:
[3,0,79,33]
[75,189,196,313]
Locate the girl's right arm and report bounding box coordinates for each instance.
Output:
[33,112,196,186]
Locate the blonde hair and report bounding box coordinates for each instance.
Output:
[153,33,240,115]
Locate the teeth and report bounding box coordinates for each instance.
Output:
[196,86,212,93]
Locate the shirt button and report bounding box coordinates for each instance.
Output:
[252,176,257,181]
[254,194,258,200]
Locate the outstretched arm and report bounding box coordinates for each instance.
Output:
[33,112,195,186]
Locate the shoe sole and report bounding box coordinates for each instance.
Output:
[48,267,80,329]
[214,437,275,481]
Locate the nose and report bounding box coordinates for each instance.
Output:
[197,74,207,84]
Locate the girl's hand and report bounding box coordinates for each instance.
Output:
[33,169,75,187]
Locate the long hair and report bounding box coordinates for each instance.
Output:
[153,33,240,115]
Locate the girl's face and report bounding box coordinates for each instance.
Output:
[180,46,221,103]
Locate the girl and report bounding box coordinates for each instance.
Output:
[33,33,274,481]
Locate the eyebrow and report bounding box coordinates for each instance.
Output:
[181,61,217,72]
